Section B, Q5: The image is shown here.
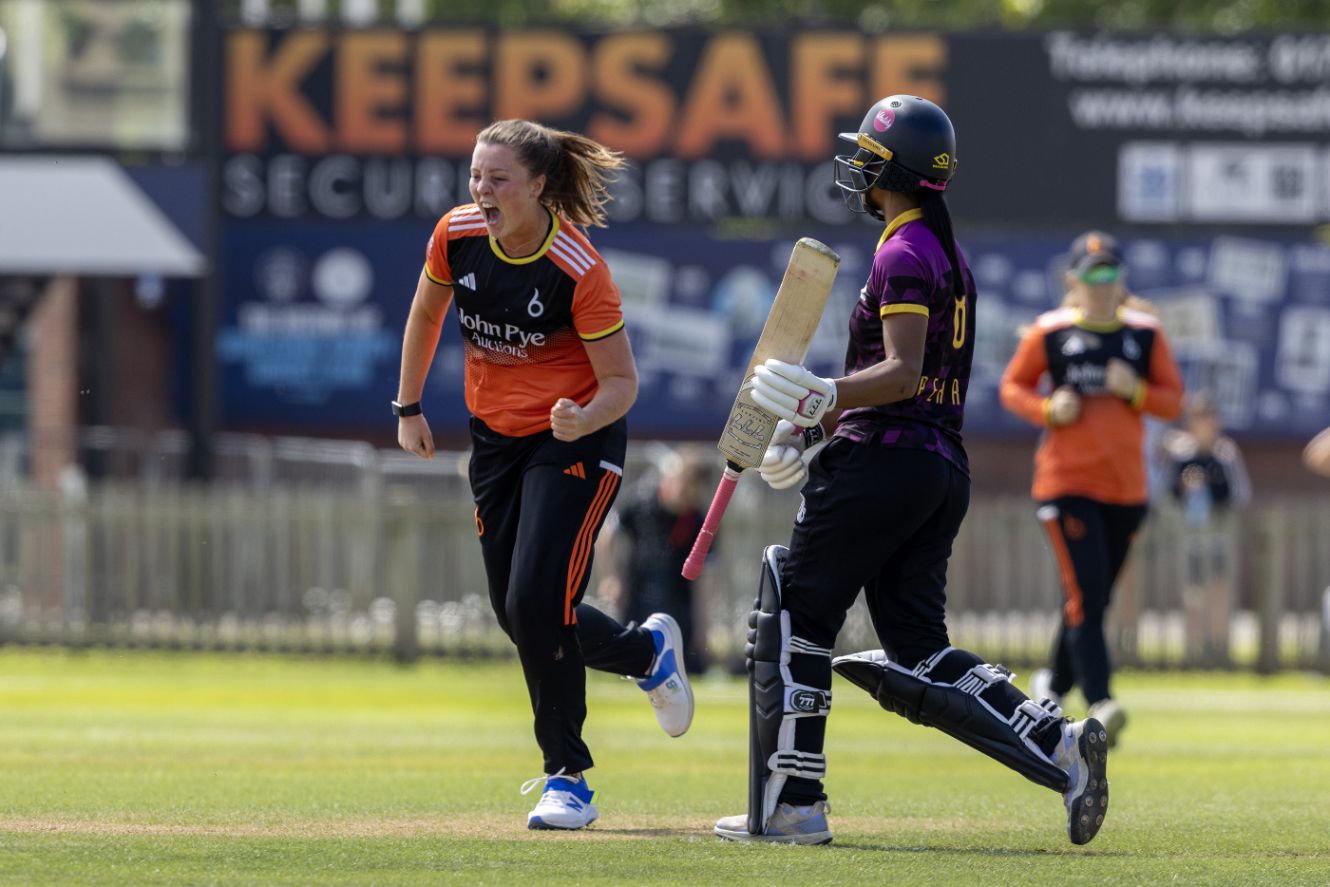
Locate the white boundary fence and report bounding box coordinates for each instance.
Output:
[0,429,1326,672]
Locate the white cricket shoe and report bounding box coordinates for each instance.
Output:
[1088,698,1127,748]
[1053,717,1109,845]
[637,613,694,737]
[714,800,833,845]
[1029,668,1061,708]
[521,770,599,830]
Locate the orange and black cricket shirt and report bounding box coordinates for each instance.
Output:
[424,203,625,437]
[1000,306,1184,505]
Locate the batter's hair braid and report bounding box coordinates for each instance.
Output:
[875,162,964,296]
[477,119,626,228]
[919,189,966,298]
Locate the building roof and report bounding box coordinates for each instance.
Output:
[0,155,203,277]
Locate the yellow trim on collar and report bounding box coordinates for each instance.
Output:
[875,208,925,251]
[1070,307,1125,333]
[881,303,930,319]
[489,207,559,265]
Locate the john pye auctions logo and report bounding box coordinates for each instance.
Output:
[456,306,546,358]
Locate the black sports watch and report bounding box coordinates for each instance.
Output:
[392,400,422,417]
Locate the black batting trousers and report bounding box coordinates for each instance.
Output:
[778,439,970,804]
[468,417,654,776]
[782,439,968,663]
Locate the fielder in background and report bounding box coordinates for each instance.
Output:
[395,118,693,832]
[1000,231,1184,746]
[713,96,1114,848]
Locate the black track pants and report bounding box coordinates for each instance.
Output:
[1037,496,1147,705]
[469,417,654,775]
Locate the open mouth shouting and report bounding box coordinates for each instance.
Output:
[479,201,502,231]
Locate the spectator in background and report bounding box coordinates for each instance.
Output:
[1160,393,1251,665]
[1000,230,1184,748]
[599,447,711,676]
[1162,393,1251,523]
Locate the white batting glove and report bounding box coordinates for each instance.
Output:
[751,359,837,428]
[756,420,825,491]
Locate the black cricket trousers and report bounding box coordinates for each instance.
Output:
[779,439,971,804]
[1037,496,1147,705]
[468,416,654,775]
[783,439,969,664]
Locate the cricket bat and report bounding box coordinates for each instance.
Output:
[681,237,840,580]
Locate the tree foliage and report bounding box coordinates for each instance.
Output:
[423,0,1330,30]
[220,0,1330,30]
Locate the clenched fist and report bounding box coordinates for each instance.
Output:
[551,398,591,442]
[397,414,435,459]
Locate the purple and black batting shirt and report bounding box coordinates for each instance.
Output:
[834,208,977,476]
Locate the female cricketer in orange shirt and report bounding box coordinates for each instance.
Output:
[1001,232,1183,747]
[395,119,693,831]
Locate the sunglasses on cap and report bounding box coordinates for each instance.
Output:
[1080,264,1122,285]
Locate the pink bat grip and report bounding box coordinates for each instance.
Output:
[682,466,742,580]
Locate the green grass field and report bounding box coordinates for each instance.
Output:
[1,650,1327,886]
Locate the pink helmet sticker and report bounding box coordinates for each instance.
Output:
[873,108,895,132]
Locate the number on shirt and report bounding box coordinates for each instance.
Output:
[952,295,967,348]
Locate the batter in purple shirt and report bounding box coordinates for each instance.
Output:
[836,211,977,476]
[714,96,1110,850]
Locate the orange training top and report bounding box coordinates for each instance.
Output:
[1000,306,1184,504]
[424,204,625,437]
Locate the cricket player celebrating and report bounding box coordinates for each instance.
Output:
[713,97,1110,846]
[396,119,693,831]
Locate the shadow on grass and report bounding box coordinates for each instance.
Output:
[588,827,705,838]
[829,841,1132,857]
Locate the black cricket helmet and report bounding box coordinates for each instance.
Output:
[833,95,958,216]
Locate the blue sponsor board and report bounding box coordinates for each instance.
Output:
[218,220,463,427]
[956,232,1330,439]
[218,219,1330,439]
